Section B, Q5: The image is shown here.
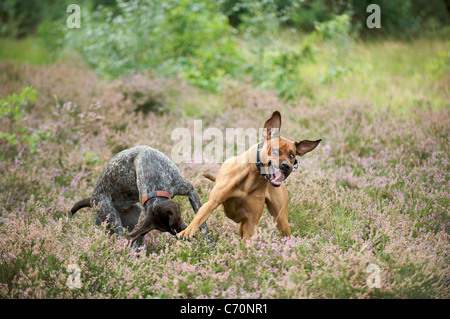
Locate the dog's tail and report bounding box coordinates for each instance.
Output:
[202,174,216,182]
[70,197,92,216]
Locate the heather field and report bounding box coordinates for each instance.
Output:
[0,1,449,300]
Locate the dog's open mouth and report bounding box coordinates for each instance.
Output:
[265,161,286,187]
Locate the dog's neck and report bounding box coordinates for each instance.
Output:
[255,139,267,178]
[238,143,270,191]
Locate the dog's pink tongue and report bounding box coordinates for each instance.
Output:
[272,170,285,184]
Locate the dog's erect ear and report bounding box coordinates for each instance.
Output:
[295,139,321,156]
[263,111,281,139]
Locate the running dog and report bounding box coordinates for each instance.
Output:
[177,111,321,242]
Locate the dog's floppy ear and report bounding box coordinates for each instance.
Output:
[263,111,281,139]
[295,139,321,156]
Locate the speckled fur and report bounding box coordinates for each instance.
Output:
[71,145,209,245]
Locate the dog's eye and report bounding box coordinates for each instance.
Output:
[290,154,295,159]
[272,149,279,155]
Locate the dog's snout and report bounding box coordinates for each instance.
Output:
[280,161,291,172]
[171,216,187,233]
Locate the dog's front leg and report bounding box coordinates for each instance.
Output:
[265,183,291,237]
[177,198,221,240]
[178,169,239,240]
[177,180,213,240]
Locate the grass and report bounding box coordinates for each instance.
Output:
[0,34,449,299]
[0,37,57,65]
[295,37,448,112]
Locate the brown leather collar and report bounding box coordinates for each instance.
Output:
[142,191,171,206]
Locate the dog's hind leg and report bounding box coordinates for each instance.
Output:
[95,198,125,236]
[120,203,144,232]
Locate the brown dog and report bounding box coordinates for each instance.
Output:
[177,111,321,242]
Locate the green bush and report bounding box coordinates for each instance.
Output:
[0,0,93,38]
[0,86,50,154]
[33,0,448,97]
[0,0,43,37]
[56,0,241,91]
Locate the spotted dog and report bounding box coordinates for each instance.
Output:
[70,145,210,246]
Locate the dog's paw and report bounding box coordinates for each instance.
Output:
[177,225,198,240]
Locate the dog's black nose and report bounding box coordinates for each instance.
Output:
[280,161,291,172]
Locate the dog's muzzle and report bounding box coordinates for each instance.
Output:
[265,161,287,187]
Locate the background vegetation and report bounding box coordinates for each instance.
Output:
[0,0,449,298]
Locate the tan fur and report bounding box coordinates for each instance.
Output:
[177,111,320,242]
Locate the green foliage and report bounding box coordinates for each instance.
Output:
[222,0,449,38]
[314,14,358,84]
[3,0,448,41]
[83,152,99,166]
[56,0,241,90]
[315,14,356,46]
[0,87,32,148]
[31,0,449,96]
[0,0,92,38]
[237,0,282,85]
[426,41,450,79]
[0,86,50,153]
[0,0,43,37]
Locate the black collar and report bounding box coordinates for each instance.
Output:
[256,139,266,177]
